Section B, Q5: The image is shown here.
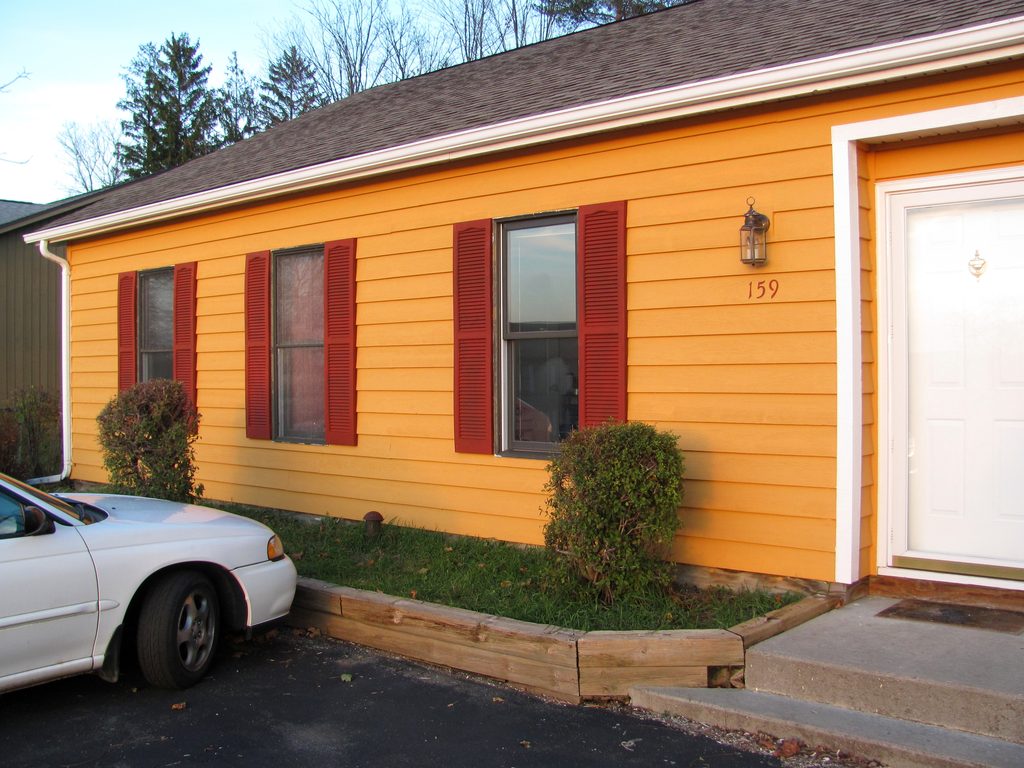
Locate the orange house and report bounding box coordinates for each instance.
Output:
[26,1,1024,598]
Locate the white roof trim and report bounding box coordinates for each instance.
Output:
[26,15,1024,244]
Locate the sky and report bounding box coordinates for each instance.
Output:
[0,0,296,204]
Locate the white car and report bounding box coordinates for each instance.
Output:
[0,472,297,692]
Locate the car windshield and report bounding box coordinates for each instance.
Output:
[2,475,87,522]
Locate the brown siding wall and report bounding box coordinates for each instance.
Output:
[0,234,61,400]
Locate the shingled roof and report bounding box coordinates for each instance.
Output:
[39,0,1024,233]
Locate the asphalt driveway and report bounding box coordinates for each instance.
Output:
[0,629,781,768]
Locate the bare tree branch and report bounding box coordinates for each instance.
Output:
[380,4,454,82]
[288,0,391,102]
[58,120,125,193]
[0,69,29,92]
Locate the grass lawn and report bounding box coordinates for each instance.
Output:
[213,501,799,632]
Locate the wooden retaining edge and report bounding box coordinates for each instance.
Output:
[729,594,842,649]
[286,577,836,703]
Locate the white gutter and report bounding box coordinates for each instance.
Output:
[29,240,72,484]
[24,16,1024,245]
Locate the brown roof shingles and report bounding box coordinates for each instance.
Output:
[49,0,1024,228]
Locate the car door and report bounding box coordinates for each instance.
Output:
[0,487,100,689]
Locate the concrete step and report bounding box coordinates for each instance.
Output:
[744,597,1024,744]
[631,686,1024,768]
[745,648,1024,744]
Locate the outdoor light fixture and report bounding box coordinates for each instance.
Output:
[739,198,770,266]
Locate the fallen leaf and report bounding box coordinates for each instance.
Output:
[291,551,304,561]
[444,546,454,552]
[774,739,802,758]
[519,740,531,749]
[621,739,640,751]
[492,696,504,704]
[409,589,418,599]
[756,734,776,751]
[500,580,512,588]
[417,567,429,575]
[340,673,353,683]
[171,702,187,711]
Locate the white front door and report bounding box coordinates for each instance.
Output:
[884,173,1024,581]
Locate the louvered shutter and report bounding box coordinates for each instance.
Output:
[117,272,137,391]
[577,201,627,426]
[453,220,494,454]
[324,239,357,445]
[173,262,198,406]
[245,251,272,440]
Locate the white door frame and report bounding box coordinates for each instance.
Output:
[830,95,1024,587]
[876,167,1024,587]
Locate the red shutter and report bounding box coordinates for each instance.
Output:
[117,272,138,391]
[324,239,357,446]
[245,251,272,440]
[577,201,627,427]
[453,220,493,454]
[173,262,198,406]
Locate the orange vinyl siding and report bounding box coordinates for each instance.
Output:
[65,63,1024,584]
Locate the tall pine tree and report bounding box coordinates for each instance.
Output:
[260,46,321,127]
[118,33,220,179]
[219,52,262,143]
[540,0,682,28]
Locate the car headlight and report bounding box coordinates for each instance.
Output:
[267,534,286,561]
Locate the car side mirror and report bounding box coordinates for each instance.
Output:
[24,506,56,536]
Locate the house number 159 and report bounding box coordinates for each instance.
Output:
[747,279,779,300]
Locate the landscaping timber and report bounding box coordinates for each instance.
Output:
[287,577,835,703]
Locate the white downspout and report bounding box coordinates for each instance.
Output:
[29,239,72,484]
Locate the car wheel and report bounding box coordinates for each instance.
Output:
[136,571,220,689]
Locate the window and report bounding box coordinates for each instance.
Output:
[453,201,626,456]
[501,216,579,452]
[245,240,356,446]
[138,268,173,381]
[117,263,197,403]
[273,247,325,442]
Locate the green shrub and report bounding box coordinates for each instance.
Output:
[0,387,62,480]
[543,421,684,604]
[97,379,203,502]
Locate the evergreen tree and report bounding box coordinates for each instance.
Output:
[219,52,262,143]
[540,0,682,29]
[260,45,321,126]
[118,34,220,179]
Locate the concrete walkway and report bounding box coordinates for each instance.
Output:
[632,595,1024,768]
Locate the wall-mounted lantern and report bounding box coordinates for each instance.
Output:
[740,198,770,267]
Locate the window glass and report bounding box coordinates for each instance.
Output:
[0,490,24,537]
[275,251,323,344]
[138,268,173,381]
[502,216,578,452]
[511,337,578,443]
[506,222,576,333]
[274,248,324,442]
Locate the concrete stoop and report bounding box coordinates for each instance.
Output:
[630,687,1024,768]
[744,646,1023,744]
[631,596,1024,768]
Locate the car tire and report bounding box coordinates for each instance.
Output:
[136,571,220,689]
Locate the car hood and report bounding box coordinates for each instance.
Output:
[59,492,268,533]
